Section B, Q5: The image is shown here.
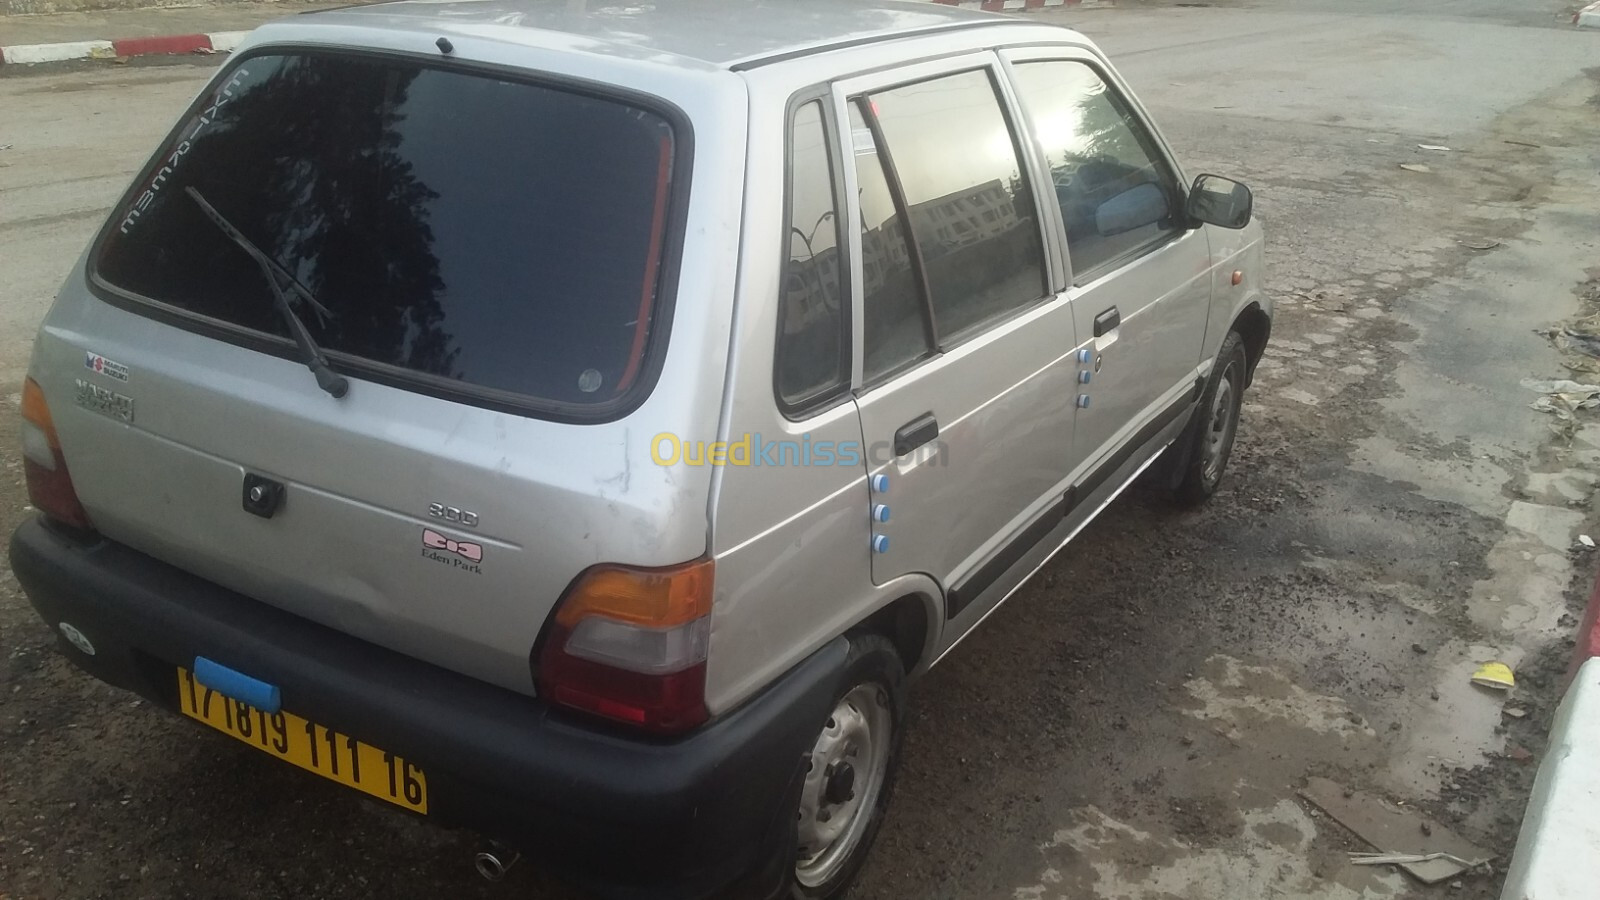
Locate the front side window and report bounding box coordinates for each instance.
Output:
[777,101,848,411]
[95,52,680,411]
[1009,60,1181,283]
[867,68,1047,342]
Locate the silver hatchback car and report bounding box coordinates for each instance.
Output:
[12,1,1269,897]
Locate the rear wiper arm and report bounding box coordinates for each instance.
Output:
[185,187,349,399]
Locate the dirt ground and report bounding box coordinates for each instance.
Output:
[4,1,1600,899]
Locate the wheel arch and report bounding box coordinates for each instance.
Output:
[1231,301,1272,387]
[852,591,938,677]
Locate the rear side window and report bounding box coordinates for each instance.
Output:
[776,101,849,412]
[851,102,934,384]
[94,52,680,413]
[867,69,1046,342]
[1009,60,1181,283]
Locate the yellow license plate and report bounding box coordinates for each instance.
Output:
[177,667,428,814]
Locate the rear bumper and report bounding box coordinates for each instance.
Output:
[9,517,845,900]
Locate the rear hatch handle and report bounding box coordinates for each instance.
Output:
[185,187,349,399]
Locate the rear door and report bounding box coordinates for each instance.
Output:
[836,54,1079,620]
[1002,50,1212,478]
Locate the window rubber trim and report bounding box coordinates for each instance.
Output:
[852,96,939,392]
[82,44,696,426]
[775,88,855,422]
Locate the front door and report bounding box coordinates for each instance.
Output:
[837,56,1079,614]
[1003,53,1213,478]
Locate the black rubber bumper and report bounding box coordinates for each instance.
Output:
[9,517,847,900]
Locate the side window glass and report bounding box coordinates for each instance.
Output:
[869,69,1047,341]
[777,101,849,410]
[851,101,933,383]
[1010,60,1181,283]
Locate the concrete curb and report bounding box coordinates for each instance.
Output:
[0,28,246,63]
[1577,0,1600,28]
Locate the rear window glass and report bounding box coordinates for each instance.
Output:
[94,52,680,410]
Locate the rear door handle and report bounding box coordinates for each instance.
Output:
[1094,306,1121,337]
[894,413,939,456]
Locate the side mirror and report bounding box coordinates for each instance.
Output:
[1187,174,1253,229]
[1095,182,1168,237]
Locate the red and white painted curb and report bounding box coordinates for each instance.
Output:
[1568,560,1600,681]
[1577,0,1600,29]
[0,0,1115,66]
[0,29,248,65]
[930,0,1112,8]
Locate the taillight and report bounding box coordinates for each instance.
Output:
[536,558,713,735]
[20,378,93,531]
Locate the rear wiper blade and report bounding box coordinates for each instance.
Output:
[184,187,349,399]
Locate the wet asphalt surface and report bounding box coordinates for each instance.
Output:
[5,0,1600,898]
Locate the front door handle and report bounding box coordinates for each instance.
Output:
[1094,306,1121,337]
[894,413,939,456]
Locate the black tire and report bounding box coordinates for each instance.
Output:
[788,633,906,900]
[1174,331,1248,507]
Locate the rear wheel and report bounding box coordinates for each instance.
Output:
[789,633,904,899]
[1174,331,1248,506]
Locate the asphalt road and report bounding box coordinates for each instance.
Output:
[4,0,1600,898]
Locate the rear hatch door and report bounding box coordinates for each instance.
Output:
[38,48,700,695]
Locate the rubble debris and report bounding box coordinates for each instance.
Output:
[1349,851,1489,870]
[1522,378,1600,420]
[1559,329,1600,359]
[1300,778,1493,883]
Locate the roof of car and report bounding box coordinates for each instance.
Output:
[307,0,1017,69]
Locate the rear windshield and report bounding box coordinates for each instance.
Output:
[94,51,680,411]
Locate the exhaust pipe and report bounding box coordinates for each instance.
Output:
[474,842,522,881]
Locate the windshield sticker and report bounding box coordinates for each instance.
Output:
[421,528,483,574]
[84,351,130,383]
[74,378,134,423]
[118,67,252,235]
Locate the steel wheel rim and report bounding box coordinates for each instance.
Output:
[794,683,892,888]
[1201,360,1240,484]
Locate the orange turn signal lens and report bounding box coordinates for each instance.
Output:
[554,558,714,630]
[20,377,93,531]
[21,378,60,449]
